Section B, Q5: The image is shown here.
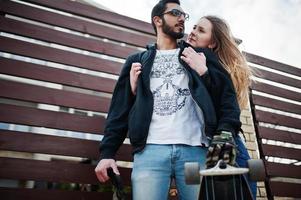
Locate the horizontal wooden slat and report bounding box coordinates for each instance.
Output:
[255,110,301,130]
[269,181,301,198]
[0,80,111,113]
[257,126,301,144]
[262,144,301,161]
[251,82,301,102]
[0,0,155,47]
[0,103,105,134]
[265,161,301,179]
[25,0,154,35]
[0,130,133,161]
[251,94,301,115]
[254,68,301,89]
[0,187,125,200]
[0,157,131,185]
[0,36,134,72]
[0,57,117,92]
[0,16,139,60]
[246,52,301,77]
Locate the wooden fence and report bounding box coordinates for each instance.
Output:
[0,0,300,199]
[247,53,301,199]
[0,0,155,199]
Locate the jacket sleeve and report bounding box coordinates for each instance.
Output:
[99,55,136,159]
[207,61,242,136]
[195,48,241,135]
[187,45,241,135]
[199,70,211,89]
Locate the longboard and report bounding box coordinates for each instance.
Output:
[185,159,265,200]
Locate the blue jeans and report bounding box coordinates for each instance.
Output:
[235,136,257,199]
[131,144,207,200]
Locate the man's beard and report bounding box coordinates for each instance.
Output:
[162,18,184,39]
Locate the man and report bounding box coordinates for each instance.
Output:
[95,0,241,199]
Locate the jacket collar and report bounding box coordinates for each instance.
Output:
[146,43,157,50]
[146,40,185,50]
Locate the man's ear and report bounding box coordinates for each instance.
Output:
[153,16,163,27]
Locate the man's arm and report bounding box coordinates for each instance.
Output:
[100,55,137,159]
[95,55,136,182]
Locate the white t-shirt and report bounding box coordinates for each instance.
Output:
[146,48,209,146]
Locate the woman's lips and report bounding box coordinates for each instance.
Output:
[187,37,195,43]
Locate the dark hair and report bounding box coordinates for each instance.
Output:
[151,0,180,34]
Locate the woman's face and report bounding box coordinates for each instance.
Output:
[187,18,214,48]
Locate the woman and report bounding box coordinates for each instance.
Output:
[184,15,256,197]
[130,15,256,198]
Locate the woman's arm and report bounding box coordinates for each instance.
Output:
[130,62,142,95]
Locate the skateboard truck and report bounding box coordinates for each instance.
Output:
[201,160,249,176]
[185,159,265,185]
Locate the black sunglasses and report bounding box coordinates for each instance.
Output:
[161,9,189,20]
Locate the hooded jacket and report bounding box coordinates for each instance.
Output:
[100,41,241,159]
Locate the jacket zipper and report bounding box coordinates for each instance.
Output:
[190,85,210,146]
[183,63,210,145]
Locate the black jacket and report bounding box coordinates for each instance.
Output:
[100,41,241,159]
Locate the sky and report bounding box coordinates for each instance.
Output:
[94,0,301,69]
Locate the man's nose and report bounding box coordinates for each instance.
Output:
[178,14,185,22]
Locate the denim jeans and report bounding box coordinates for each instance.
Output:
[235,136,257,199]
[131,144,207,200]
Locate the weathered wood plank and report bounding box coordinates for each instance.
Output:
[262,144,301,161]
[255,110,301,130]
[25,0,154,35]
[251,94,301,115]
[246,52,301,76]
[269,181,301,198]
[0,80,111,113]
[0,0,154,47]
[0,16,139,59]
[0,157,131,185]
[0,130,133,161]
[257,126,301,144]
[251,82,301,102]
[0,104,105,134]
[0,187,125,200]
[0,57,118,92]
[265,161,301,179]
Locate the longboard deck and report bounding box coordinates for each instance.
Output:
[199,174,254,200]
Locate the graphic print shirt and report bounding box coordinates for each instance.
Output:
[146,48,208,146]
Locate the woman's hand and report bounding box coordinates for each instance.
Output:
[130,62,142,95]
[181,47,208,76]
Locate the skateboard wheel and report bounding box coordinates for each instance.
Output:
[184,162,200,185]
[247,159,266,181]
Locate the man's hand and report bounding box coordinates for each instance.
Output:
[206,131,236,168]
[95,159,120,183]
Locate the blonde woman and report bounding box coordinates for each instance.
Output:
[184,15,256,198]
[185,15,252,109]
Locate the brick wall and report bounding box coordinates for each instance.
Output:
[241,104,268,200]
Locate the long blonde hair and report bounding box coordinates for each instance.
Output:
[204,15,253,109]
